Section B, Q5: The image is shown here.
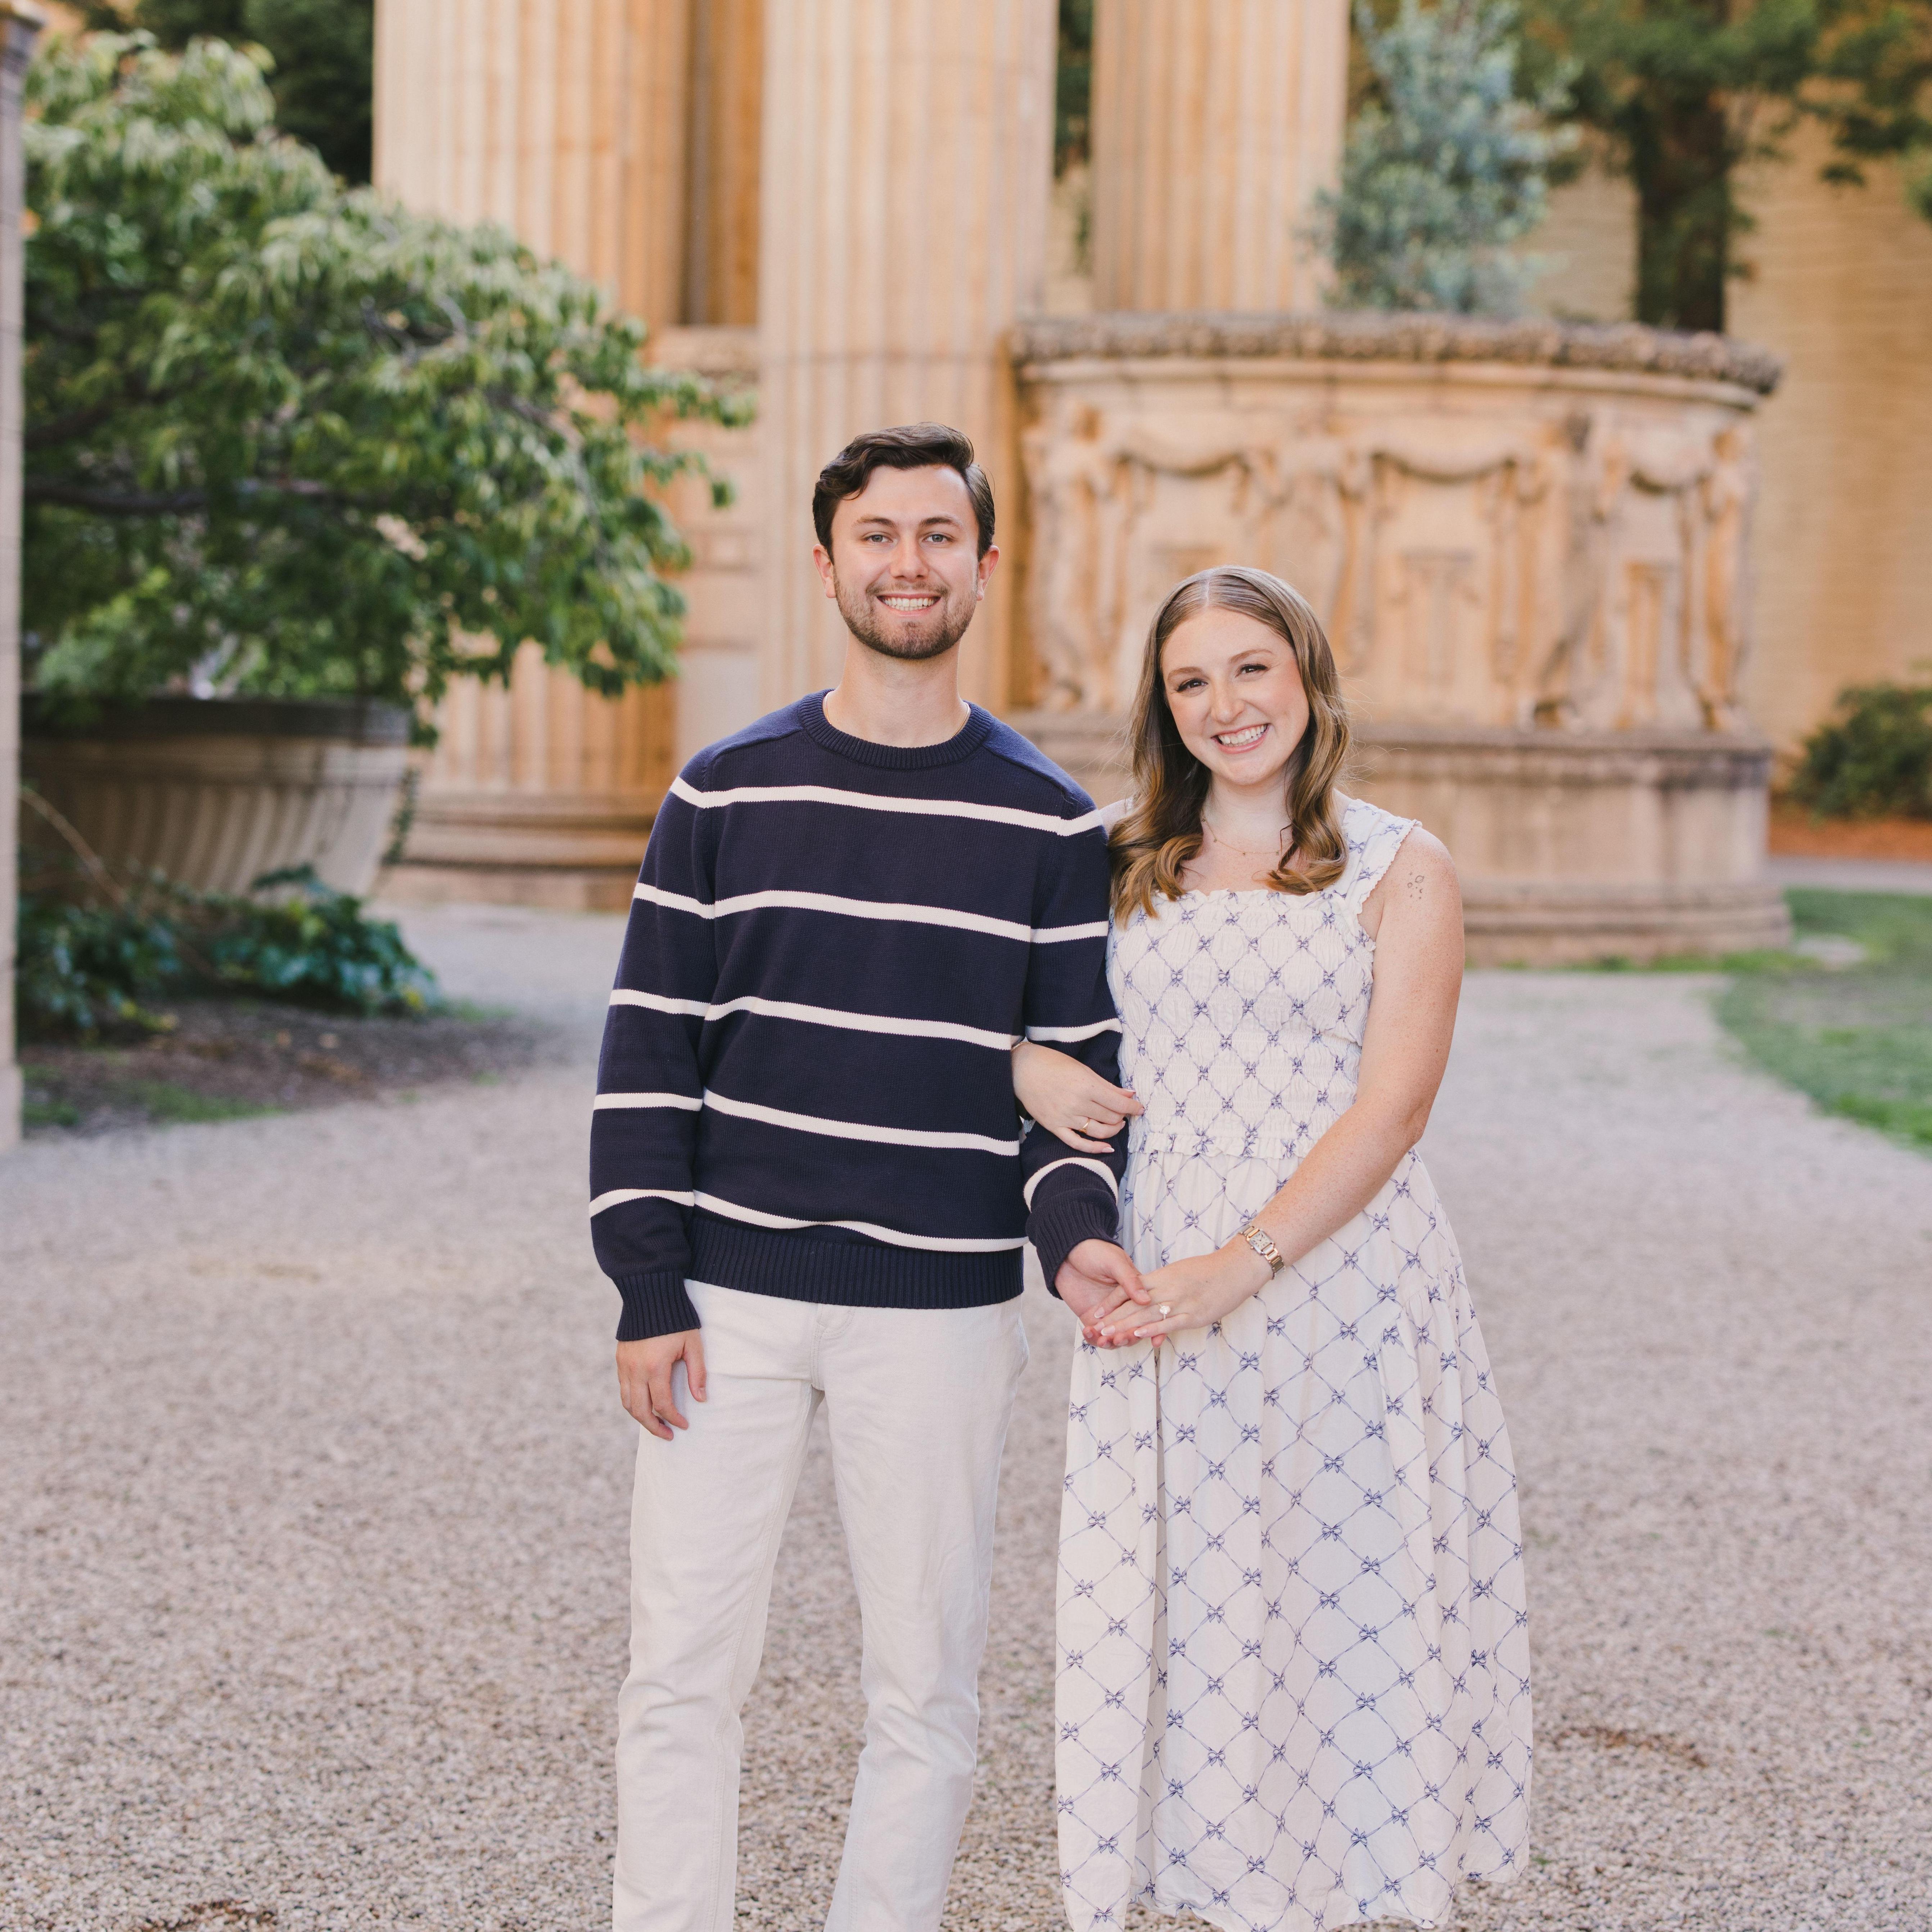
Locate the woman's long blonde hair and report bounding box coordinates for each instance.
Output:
[1110,566,1351,922]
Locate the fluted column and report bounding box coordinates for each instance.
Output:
[375,0,691,320]
[1089,0,1346,313]
[373,0,749,905]
[758,0,1057,708]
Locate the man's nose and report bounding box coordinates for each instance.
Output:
[888,537,928,579]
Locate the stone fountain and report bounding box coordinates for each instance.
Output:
[1008,314,1789,965]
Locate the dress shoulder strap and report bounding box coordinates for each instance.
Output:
[1337,795,1419,914]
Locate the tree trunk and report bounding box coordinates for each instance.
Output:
[1631,92,1732,331]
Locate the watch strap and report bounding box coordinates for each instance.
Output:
[1239,1219,1287,1273]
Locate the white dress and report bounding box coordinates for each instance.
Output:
[1056,796,1531,1932]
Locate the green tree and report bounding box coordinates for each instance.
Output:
[1516,0,1932,329]
[23,34,746,726]
[1317,0,1574,313]
[81,0,374,181]
[1056,0,1094,175]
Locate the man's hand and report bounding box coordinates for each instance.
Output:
[617,1331,707,1441]
[1055,1239,1149,1346]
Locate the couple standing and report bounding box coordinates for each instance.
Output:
[588,422,1532,1932]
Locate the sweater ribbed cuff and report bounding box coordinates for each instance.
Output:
[614,1270,700,1342]
[1028,1194,1120,1300]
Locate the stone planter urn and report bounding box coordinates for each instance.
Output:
[1009,311,1791,964]
[21,694,412,898]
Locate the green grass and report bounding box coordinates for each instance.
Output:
[1716,891,1932,1151]
[124,1082,281,1126]
[22,1094,82,1130]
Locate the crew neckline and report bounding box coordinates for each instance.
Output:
[797,691,996,770]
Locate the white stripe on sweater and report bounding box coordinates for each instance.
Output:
[693,1191,1026,1253]
[1025,1017,1124,1043]
[592,1092,703,1111]
[589,1187,697,1216]
[669,773,1103,837]
[1022,1156,1121,1209]
[609,987,1019,1051]
[703,1088,1021,1156]
[634,881,1105,945]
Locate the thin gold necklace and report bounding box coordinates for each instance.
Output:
[1203,814,1294,859]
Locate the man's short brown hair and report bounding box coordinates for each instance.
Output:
[812,423,996,558]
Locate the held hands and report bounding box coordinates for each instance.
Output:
[617,1331,707,1441]
[1097,1240,1273,1348]
[1055,1237,1151,1344]
[1014,1040,1143,1153]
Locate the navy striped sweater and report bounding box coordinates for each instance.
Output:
[589,694,1129,1341]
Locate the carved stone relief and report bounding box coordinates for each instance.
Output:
[1017,361,1761,735]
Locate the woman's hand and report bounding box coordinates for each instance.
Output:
[1098,1241,1272,1346]
[1013,1040,1143,1152]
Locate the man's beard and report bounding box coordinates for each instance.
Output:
[833,574,976,662]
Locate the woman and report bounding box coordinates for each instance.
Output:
[1014,566,1531,1932]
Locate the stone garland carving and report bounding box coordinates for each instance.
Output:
[1020,396,1757,735]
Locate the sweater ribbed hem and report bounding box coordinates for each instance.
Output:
[1027,1193,1121,1299]
[615,1270,701,1343]
[690,1214,1022,1309]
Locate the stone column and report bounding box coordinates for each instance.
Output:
[757,0,1057,708]
[1,3,42,1152]
[371,0,758,906]
[1088,0,1347,313]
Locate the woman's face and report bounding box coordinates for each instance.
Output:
[1160,606,1309,792]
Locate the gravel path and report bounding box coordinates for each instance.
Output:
[3,909,1929,1932]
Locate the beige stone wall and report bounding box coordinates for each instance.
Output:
[1730,130,1932,752]
[1525,158,1637,325]
[1520,136,1932,753]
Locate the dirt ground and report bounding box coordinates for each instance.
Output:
[1768,806,1932,862]
[20,996,549,1135]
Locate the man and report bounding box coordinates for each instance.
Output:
[589,422,1141,1932]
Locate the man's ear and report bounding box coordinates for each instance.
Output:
[976,542,1001,599]
[813,542,838,600]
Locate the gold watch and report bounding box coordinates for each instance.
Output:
[1238,1219,1286,1273]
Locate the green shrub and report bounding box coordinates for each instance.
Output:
[16,862,437,1040]
[1312,0,1574,315]
[1788,682,1932,820]
[16,891,186,1036]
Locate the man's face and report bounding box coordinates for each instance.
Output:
[813,464,999,662]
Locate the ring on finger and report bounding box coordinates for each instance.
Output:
[1159,1303,1172,1317]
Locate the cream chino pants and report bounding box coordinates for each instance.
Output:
[613,1279,1030,1932]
